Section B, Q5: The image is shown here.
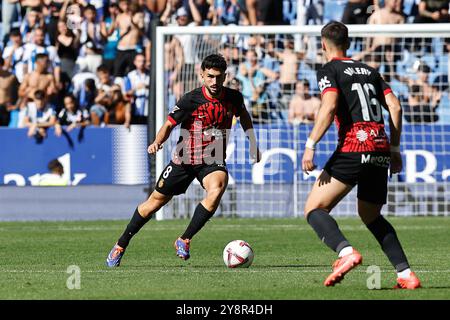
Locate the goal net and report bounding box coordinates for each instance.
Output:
[155,24,450,219]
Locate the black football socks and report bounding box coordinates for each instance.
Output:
[181,203,213,240]
[307,208,351,254]
[366,215,410,272]
[117,207,151,248]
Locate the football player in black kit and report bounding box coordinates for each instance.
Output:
[107,54,261,266]
[302,21,421,289]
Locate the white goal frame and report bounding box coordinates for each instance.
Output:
[154,23,450,220]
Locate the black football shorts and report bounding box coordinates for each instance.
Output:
[155,161,228,196]
[324,152,390,204]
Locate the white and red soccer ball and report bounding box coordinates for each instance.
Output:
[223,240,254,268]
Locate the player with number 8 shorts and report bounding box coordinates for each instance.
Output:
[301,21,421,289]
[106,54,261,266]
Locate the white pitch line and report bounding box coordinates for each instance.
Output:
[1,269,450,274]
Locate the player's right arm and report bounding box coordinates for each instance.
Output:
[148,95,191,154]
[147,120,176,154]
[302,65,339,173]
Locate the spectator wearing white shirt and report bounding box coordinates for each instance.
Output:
[23,89,57,141]
[123,53,149,124]
[76,4,104,74]
[22,27,61,89]
[2,29,27,84]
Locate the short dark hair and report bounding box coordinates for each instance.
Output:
[48,159,64,175]
[10,28,21,37]
[96,64,110,74]
[321,21,350,51]
[201,54,227,72]
[84,4,97,13]
[35,53,48,61]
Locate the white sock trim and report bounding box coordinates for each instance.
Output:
[338,246,353,258]
[397,268,412,279]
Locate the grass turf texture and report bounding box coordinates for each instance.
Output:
[0,217,449,300]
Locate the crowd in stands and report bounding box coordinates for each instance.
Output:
[0,0,449,141]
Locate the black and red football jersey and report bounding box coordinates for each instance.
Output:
[317,57,393,153]
[167,86,245,165]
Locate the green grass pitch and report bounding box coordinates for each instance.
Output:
[1,217,449,300]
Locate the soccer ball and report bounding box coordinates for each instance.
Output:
[223,240,254,268]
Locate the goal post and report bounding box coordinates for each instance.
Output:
[155,23,450,220]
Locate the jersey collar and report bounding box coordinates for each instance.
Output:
[202,86,225,102]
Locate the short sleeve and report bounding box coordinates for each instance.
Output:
[317,65,338,95]
[379,73,392,96]
[232,91,245,116]
[167,93,191,125]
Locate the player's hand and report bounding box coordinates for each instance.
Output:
[390,151,402,175]
[250,146,262,164]
[147,142,163,154]
[302,147,317,174]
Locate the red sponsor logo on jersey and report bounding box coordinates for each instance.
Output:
[337,122,390,153]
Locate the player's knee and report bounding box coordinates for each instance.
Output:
[304,204,329,218]
[207,185,226,201]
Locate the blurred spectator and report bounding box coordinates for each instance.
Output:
[100,1,120,74]
[20,7,45,44]
[245,0,284,25]
[123,53,149,125]
[414,0,449,23]
[90,64,115,126]
[55,93,90,137]
[164,35,185,102]
[296,0,324,25]
[364,0,405,81]
[276,36,303,104]
[107,0,146,77]
[146,0,169,14]
[19,53,57,102]
[236,49,268,121]
[0,56,19,126]
[21,0,43,10]
[23,89,57,141]
[170,4,202,93]
[37,158,69,186]
[78,77,98,111]
[341,0,377,24]
[76,4,103,74]
[43,0,67,46]
[188,0,213,25]
[160,0,184,25]
[397,62,442,123]
[56,19,80,86]
[108,84,132,128]
[288,80,320,124]
[214,0,243,25]
[22,27,61,89]
[2,0,21,45]
[2,28,26,84]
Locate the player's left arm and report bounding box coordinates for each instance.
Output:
[302,91,338,173]
[239,107,261,163]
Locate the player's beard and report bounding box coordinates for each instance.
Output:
[207,85,222,98]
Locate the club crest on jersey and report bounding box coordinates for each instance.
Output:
[356,130,368,142]
[318,76,332,92]
[158,178,164,188]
